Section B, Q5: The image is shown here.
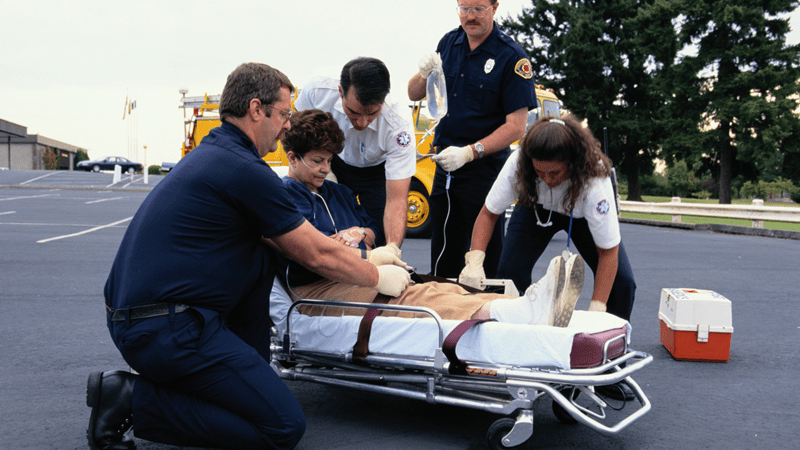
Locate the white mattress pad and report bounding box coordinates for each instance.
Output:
[271,277,632,370]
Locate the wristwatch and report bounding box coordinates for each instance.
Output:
[474,142,485,159]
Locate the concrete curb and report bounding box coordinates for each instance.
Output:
[620,217,800,240]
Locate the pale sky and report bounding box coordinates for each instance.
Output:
[2,1,798,167]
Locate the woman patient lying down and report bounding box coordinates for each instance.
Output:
[277,109,584,327]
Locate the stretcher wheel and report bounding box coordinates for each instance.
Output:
[486,418,526,450]
[552,388,579,424]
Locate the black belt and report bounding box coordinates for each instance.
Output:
[108,302,190,322]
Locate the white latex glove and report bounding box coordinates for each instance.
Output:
[588,300,607,312]
[458,250,486,289]
[418,52,442,79]
[431,145,474,172]
[386,243,402,259]
[368,245,409,269]
[374,265,411,297]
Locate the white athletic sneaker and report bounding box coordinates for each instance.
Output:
[552,253,585,327]
[524,255,565,325]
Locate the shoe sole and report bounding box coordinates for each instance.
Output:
[535,256,566,325]
[86,371,103,450]
[552,254,584,327]
[551,256,566,307]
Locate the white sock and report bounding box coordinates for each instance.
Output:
[489,296,532,324]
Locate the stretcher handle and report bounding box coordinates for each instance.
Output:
[285,298,446,349]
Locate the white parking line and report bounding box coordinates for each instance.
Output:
[85,197,124,204]
[20,172,58,185]
[0,193,57,202]
[0,211,16,216]
[37,216,133,244]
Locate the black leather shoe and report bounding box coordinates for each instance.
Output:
[595,381,635,401]
[86,370,137,450]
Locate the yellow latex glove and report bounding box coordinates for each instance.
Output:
[418,52,442,79]
[374,265,411,297]
[368,245,408,269]
[458,250,486,289]
[588,300,607,312]
[431,145,474,172]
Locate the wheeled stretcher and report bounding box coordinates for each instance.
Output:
[269,277,652,449]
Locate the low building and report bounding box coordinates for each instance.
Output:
[1,118,85,170]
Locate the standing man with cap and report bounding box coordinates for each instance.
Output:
[408,0,536,278]
[295,57,416,257]
[86,62,410,450]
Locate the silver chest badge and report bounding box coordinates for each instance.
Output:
[484,58,495,74]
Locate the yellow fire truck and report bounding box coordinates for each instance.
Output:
[178,86,561,238]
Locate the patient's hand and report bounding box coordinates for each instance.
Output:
[329,226,366,248]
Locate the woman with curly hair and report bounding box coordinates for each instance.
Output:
[459,115,636,324]
[277,109,584,329]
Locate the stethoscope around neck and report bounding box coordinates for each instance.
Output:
[534,186,576,257]
[534,187,555,227]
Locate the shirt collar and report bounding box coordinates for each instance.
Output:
[333,97,380,133]
[454,22,500,56]
[220,121,260,158]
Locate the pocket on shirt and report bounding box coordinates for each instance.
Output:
[465,76,500,112]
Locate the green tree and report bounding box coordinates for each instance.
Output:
[73,149,90,170]
[665,0,800,203]
[501,0,673,201]
[666,160,699,197]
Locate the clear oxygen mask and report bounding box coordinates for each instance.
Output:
[426,67,448,120]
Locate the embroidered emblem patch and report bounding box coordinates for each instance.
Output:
[514,58,533,79]
[396,131,411,148]
[597,199,610,215]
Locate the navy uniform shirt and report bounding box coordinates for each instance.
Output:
[104,121,306,315]
[433,22,536,160]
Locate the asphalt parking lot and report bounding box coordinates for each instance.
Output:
[1,170,798,450]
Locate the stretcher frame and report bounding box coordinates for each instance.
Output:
[270,297,653,449]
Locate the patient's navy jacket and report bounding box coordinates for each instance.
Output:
[281,176,380,286]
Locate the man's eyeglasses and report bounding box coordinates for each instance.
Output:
[457,5,492,17]
[264,104,293,123]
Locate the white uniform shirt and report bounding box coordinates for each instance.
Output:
[294,75,416,181]
[485,149,621,249]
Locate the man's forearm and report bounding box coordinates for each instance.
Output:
[408,73,427,101]
[475,108,527,157]
[384,178,411,247]
[273,221,379,288]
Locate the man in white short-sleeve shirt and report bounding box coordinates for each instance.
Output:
[295,57,416,253]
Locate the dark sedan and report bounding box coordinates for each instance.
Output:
[77,156,143,174]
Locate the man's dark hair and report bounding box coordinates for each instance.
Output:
[339,57,390,106]
[219,63,294,122]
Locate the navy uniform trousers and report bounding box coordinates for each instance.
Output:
[498,203,636,321]
[429,152,508,279]
[108,283,305,449]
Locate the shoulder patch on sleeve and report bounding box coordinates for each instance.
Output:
[396,131,411,148]
[514,58,533,79]
[596,199,610,215]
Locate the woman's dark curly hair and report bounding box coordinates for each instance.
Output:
[281,109,345,157]
[516,115,613,212]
